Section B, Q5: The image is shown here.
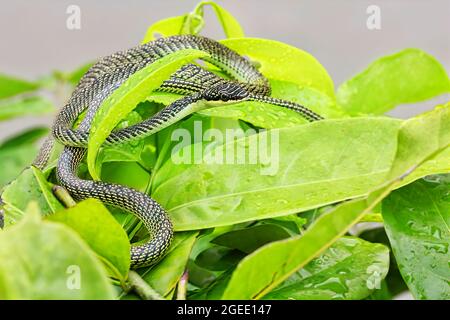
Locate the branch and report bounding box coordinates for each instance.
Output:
[52,185,76,208]
[128,271,163,300]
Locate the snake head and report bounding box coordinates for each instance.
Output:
[202,81,249,102]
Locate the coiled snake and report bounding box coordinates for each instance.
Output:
[33,35,323,268]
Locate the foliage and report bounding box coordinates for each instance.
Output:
[0,1,449,300]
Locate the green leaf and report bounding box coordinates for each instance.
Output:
[220,38,335,98]
[263,237,390,300]
[219,102,450,300]
[221,198,371,299]
[0,74,38,99]
[337,49,450,115]
[187,260,219,290]
[0,211,115,299]
[400,147,450,186]
[265,214,307,234]
[142,232,198,298]
[0,145,37,188]
[190,226,235,261]
[152,117,401,230]
[358,227,408,297]
[189,269,233,300]
[0,128,49,187]
[382,178,450,300]
[1,167,64,226]
[153,102,450,231]
[142,16,187,43]
[212,224,292,253]
[388,102,450,181]
[147,112,247,191]
[0,96,54,120]
[87,49,210,180]
[195,246,244,272]
[47,199,131,281]
[0,127,48,150]
[99,111,147,166]
[101,162,150,193]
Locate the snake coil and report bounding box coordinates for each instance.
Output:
[34,35,322,268]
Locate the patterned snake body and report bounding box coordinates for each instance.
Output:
[34,35,322,268]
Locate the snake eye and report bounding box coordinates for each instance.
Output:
[202,82,249,101]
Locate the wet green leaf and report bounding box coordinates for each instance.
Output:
[210,102,450,300]
[0,146,36,188]
[212,224,292,253]
[0,212,115,299]
[48,199,131,281]
[382,178,450,300]
[101,162,150,193]
[337,49,450,115]
[0,74,38,99]
[263,237,390,300]
[153,117,401,230]
[388,102,450,181]
[0,128,48,187]
[221,198,370,299]
[99,111,145,164]
[195,245,245,272]
[0,127,48,150]
[220,38,335,98]
[142,15,188,43]
[152,102,450,231]
[0,96,54,120]
[1,167,64,226]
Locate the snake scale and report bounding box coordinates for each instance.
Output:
[33,35,323,268]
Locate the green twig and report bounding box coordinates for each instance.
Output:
[128,271,163,300]
[52,185,76,208]
[177,270,189,300]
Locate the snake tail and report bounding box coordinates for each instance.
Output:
[56,146,172,268]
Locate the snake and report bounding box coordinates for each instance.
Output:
[33,35,323,268]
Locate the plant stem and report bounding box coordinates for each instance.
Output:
[52,185,76,208]
[128,271,163,300]
[177,270,189,300]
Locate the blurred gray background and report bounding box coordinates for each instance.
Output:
[1,0,449,139]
